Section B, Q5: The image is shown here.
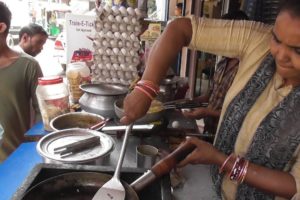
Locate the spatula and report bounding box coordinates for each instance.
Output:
[92,123,133,200]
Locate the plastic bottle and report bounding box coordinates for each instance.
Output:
[66,62,91,103]
[36,76,69,131]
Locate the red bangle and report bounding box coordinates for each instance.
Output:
[138,80,160,92]
[219,153,234,174]
[135,85,154,100]
[136,83,159,96]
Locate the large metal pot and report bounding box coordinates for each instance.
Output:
[79,83,128,118]
[36,128,114,165]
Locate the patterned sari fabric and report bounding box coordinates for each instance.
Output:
[211,54,300,199]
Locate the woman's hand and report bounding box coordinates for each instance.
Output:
[177,137,224,167]
[120,89,152,124]
[182,107,209,119]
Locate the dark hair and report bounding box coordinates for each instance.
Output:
[176,3,183,9]
[222,10,249,20]
[19,23,48,40]
[279,0,300,18]
[0,2,11,34]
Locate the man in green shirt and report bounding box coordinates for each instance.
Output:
[0,2,42,162]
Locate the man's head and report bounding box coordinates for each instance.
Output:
[0,2,11,37]
[18,23,48,57]
[175,3,183,17]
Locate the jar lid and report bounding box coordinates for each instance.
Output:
[38,76,63,85]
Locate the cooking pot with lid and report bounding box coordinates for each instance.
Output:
[79,83,128,118]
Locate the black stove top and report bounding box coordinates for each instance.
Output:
[12,163,172,200]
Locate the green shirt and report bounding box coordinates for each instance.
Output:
[0,53,42,162]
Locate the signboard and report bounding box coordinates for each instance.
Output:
[65,13,96,64]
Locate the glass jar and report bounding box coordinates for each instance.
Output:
[66,62,91,103]
[36,76,69,131]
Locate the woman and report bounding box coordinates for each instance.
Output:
[121,0,300,199]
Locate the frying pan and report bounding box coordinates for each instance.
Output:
[20,141,195,200]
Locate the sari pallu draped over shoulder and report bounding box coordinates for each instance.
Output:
[211,53,300,200]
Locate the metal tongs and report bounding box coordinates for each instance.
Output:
[162,101,208,110]
[53,135,100,158]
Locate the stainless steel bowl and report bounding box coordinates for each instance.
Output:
[114,99,164,124]
[36,128,115,165]
[50,112,105,131]
[79,83,128,118]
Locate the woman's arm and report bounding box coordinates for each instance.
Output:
[179,137,297,199]
[121,18,193,124]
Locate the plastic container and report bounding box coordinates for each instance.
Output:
[36,76,69,131]
[66,62,91,103]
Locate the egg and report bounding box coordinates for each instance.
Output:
[120,48,127,56]
[125,71,132,79]
[104,5,111,13]
[105,78,113,83]
[119,24,126,32]
[110,70,117,78]
[119,6,127,15]
[127,25,133,32]
[113,63,119,70]
[130,33,136,41]
[112,78,120,83]
[102,69,110,77]
[102,39,109,47]
[90,65,96,70]
[104,22,111,30]
[114,32,121,38]
[172,121,180,128]
[106,31,113,38]
[97,63,104,69]
[98,48,105,55]
[120,63,126,71]
[125,56,132,63]
[93,40,101,48]
[102,55,109,62]
[112,47,119,55]
[108,14,114,22]
[121,32,128,40]
[112,24,119,31]
[105,63,112,70]
[135,8,142,17]
[117,40,124,48]
[96,6,104,15]
[131,17,137,24]
[125,41,132,48]
[110,39,117,47]
[115,15,122,22]
[128,65,136,71]
[132,57,140,64]
[95,21,103,29]
[127,7,135,16]
[129,50,136,56]
[117,70,125,79]
[106,48,113,55]
[132,71,138,78]
[110,55,117,63]
[118,55,125,63]
[112,6,119,15]
[123,16,130,23]
[134,25,141,33]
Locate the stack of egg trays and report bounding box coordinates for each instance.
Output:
[91,5,143,85]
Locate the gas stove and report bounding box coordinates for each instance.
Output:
[12,163,172,200]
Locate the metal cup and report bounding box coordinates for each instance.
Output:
[136,145,158,169]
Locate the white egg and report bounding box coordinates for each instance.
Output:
[110,39,117,47]
[135,8,142,17]
[98,48,105,55]
[118,55,125,63]
[119,6,127,15]
[95,21,103,29]
[114,32,121,38]
[93,69,100,75]
[120,79,127,85]
[102,55,109,62]
[123,16,130,23]
[131,18,137,24]
[132,56,139,64]
[127,25,133,32]
[113,63,119,70]
[119,24,126,32]
[130,33,136,41]
[112,47,119,55]
[125,41,132,48]
[125,71,132,79]
[132,71,138,78]
[127,7,135,16]
[117,40,124,48]
[106,48,113,55]
[120,48,127,56]
[134,25,141,33]
[102,69,110,77]
[93,40,101,48]
[121,32,128,40]
[94,54,102,62]
[112,6,120,15]
[97,63,104,69]
[133,41,140,48]
[129,50,136,57]
[172,121,180,128]
[117,70,125,79]
[106,31,113,38]
[102,39,109,47]
[115,15,122,22]
[110,55,117,63]
[104,22,111,30]
[98,31,105,38]
[112,78,120,83]
[108,14,114,22]
[128,65,136,71]
[106,63,112,70]
[125,56,132,63]
[104,5,111,13]
[91,65,96,70]
[110,70,117,78]
[120,63,126,70]
[112,24,119,31]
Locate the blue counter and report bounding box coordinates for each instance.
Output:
[0,142,42,200]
